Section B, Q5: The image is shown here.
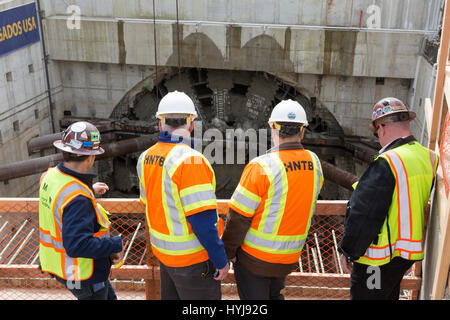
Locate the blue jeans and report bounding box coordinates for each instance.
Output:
[55,276,117,300]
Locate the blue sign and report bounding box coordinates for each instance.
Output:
[0,2,40,57]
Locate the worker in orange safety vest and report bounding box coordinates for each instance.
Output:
[137,91,229,300]
[221,99,323,300]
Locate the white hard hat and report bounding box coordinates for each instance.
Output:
[268,99,308,126]
[156,91,198,120]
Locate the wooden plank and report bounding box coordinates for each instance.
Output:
[315,200,347,216]
[428,0,450,151]
[151,266,420,292]
[97,198,145,214]
[0,265,421,297]
[431,193,450,299]
[0,198,347,216]
[0,198,39,213]
[0,264,153,280]
[445,65,450,112]
[0,265,52,279]
[425,98,433,138]
[110,265,153,280]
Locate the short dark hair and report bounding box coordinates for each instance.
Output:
[164,117,189,129]
[275,122,304,138]
[62,151,90,163]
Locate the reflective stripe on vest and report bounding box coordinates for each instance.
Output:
[149,228,203,255]
[386,151,412,240]
[356,142,437,266]
[136,155,147,204]
[39,167,110,281]
[242,151,322,256]
[230,184,262,215]
[364,240,423,260]
[148,144,215,256]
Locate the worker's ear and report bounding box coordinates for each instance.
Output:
[188,120,195,133]
[271,128,279,146]
[158,121,162,131]
[84,155,95,169]
[299,126,305,140]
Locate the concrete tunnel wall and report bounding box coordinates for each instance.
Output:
[0,0,442,197]
[43,15,427,79]
[41,0,440,31]
[56,60,412,138]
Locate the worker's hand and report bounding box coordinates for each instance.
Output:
[214,262,230,281]
[110,249,124,265]
[110,235,124,265]
[93,182,109,195]
[340,254,353,274]
[230,257,236,263]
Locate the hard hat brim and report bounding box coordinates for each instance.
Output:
[156,112,198,120]
[372,110,416,127]
[268,119,309,127]
[53,140,105,156]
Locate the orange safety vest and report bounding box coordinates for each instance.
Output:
[137,141,218,267]
[229,148,323,264]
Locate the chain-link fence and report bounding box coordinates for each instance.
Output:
[0,199,421,300]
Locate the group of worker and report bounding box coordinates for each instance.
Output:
[37,90,438,301]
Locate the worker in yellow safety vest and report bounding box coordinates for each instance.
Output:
[137,91,229,300]
[39,121,123,300]
[338,98,439,300]
[221,99,323,300]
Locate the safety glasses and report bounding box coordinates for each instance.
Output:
[373,124,385,138]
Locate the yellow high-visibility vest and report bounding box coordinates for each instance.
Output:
[38,167,110,281]
[356,141,438,266]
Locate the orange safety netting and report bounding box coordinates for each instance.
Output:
[439,110,450,197]
[0,199,420,300]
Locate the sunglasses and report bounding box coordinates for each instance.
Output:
[373,124,385,138]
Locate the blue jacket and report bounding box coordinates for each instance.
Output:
[57,162,123,285]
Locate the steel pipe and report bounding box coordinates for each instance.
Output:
[0,134,159,182]
[27,133,62,154]
[3,133,359,190]
[320,160,358,191]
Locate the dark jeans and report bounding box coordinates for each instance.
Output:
[159,260,222,300]
[350,257,415,300]
[55,276,117,300]
[233,260,285,300]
